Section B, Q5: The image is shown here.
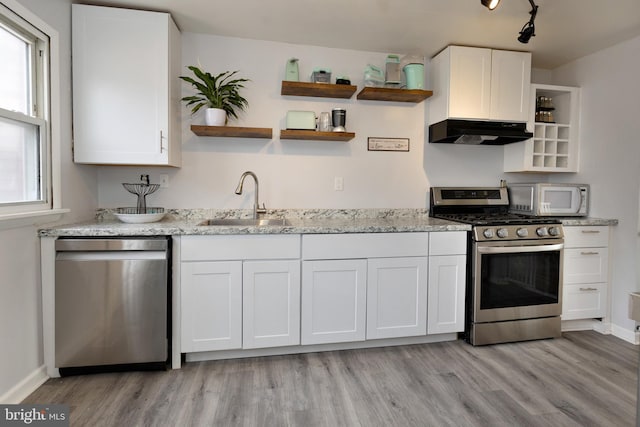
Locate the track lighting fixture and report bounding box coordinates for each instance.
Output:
[480,0,539,44]
[517,0,538,44]
[481,0,501,10]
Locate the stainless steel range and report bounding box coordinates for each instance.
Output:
[430,187,564,346]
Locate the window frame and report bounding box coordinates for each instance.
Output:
[0,0,66,226]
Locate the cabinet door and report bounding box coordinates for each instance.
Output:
[428,255,466,334]
[563,226,609,248]
[563,248,609,284]
[72,5,180,166]
[489,50,531,122]
[301,260,367,345]
[243,260,301,349]
[449,46,492,120]
[562,283,606,320]
[366,257,428,339]
[181,261,242,352]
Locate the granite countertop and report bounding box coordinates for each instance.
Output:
[38,208,472,237]
[38,208,618,238]
[559,217,618,226]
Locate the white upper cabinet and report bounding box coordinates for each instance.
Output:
[489,50,532,122]
[72,4,181,166]
[429,46,531,124]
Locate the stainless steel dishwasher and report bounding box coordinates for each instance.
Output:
[55,237,169,374]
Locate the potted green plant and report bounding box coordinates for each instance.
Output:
[179,65,249,126]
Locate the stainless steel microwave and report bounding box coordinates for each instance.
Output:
[509,183,589,217]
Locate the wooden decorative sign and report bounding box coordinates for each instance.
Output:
[367,137,410,152]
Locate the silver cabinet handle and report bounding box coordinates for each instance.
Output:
[160,130,165,153]
[581,230,600,234]
[579,287,598,291]
[580,251,599,255]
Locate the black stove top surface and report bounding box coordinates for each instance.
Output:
[432,213,562,226]
[429,186,563,227]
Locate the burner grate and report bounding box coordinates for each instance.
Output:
[433,213,561,226]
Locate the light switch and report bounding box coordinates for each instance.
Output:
[159,174,169,188]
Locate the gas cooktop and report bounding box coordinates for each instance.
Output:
[429,187,563,235]
[431,212,561,226]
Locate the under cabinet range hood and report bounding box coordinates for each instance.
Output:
[429,119,533,145]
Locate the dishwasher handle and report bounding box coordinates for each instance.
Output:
[55,238,168,252]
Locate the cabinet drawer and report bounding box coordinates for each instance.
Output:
[181,235,300,261]
[562,283,606,320]
[302,233,429,260]
[563,226,609,248]
[429,231,467,256]
[563,248,608,284]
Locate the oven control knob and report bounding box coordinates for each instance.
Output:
[536,227,549,237]
[483,228,494,239]
[516,228,529,238]
[496,228,509,238]
[548,226,560,236]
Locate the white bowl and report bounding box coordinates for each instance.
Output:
[114,207,165,224]
[114,212,165,224]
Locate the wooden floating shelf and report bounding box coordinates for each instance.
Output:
[356,87,433,103]
[281,81,357,99]
[190,125,272,139]
[280,129,355,141]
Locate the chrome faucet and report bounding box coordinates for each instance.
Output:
[234,171,267,219]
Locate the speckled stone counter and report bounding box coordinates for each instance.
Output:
[560,217,618,226]
[38,208,471,237]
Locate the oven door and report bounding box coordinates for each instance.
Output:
[473,239,563,323]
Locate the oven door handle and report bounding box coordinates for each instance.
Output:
[477,243,564,254]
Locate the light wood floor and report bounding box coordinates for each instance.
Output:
[25,331,638,426]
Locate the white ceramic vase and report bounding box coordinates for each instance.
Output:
[205,108,226,126]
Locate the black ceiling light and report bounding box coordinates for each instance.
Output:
[517,0,539,43]
[481,0,539,44]
[481,0,501,10]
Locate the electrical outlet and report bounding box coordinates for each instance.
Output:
[334,176,344,191]
[159,174,169,188]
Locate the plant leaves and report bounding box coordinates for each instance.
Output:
[179,66,250,119]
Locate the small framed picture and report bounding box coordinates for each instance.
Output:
[367,137,410,152]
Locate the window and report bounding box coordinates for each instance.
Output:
[0,1,57,219]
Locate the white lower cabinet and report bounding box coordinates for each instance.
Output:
[427,255,466,334]
[301,259,367,345]
[180,231,468,356]
[180,235,301,353]
[181,261,242,352]
[427,232,467,334]
[366,257,428,339]
[562,226,610,320]
[243,260,300,349]
[301,233,432,345]
[562,283,606,320]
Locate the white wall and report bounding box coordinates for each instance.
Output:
[550,35,640,335]
[0,0,98,401]
[96,33,538,210]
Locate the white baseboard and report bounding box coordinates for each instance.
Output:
[562,319,606,332]
[186,333,458,363]
[611,324,639,344]
[0,365,48,404]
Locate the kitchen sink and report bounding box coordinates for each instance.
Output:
[198,218,291,227]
